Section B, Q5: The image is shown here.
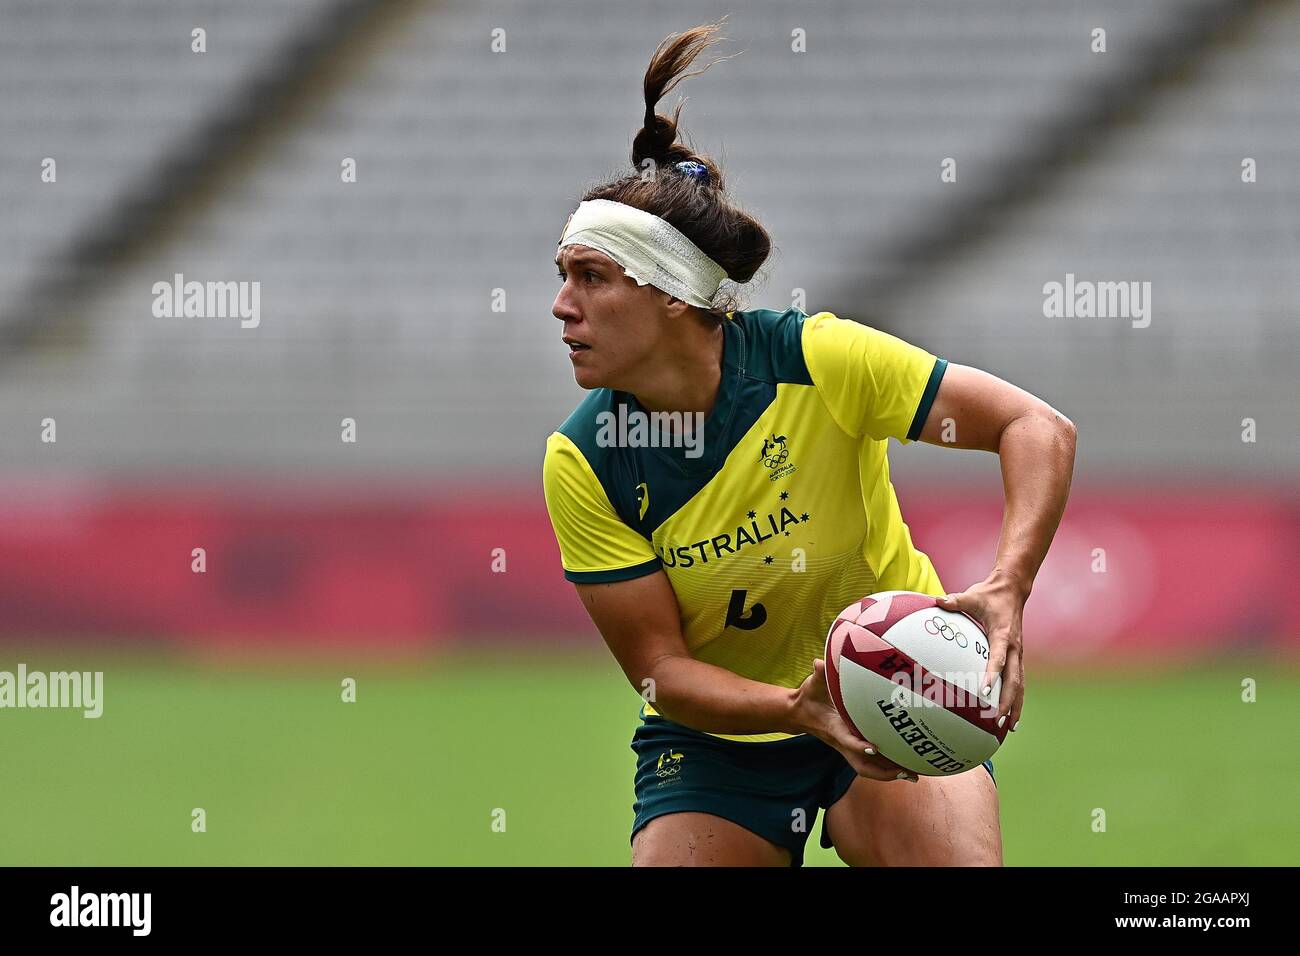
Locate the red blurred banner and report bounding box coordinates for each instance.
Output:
[0,479,1296,660]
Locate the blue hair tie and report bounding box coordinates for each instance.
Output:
[674,160,709,183]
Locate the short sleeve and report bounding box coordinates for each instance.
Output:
[800,310,947,442]
[542,431,662,583]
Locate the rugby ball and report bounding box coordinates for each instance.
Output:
[824,590,1007,776]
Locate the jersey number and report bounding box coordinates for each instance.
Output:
[724,589,767,630]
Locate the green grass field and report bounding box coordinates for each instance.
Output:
[1,649,1296,866]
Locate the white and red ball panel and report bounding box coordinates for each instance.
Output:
[823,590,1007,776]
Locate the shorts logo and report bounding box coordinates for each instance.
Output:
[636,482,649,520]
[655,750,684,778]
[924,615,968,648]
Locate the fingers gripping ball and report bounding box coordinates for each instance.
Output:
[824,591,1008,776]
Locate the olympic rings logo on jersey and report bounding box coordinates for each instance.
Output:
[758,433,790,468]
[924,615,968,648]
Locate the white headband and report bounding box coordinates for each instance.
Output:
[557,199,728,310]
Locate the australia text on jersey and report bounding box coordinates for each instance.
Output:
[656,505,808,568]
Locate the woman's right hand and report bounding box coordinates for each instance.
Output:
[789,658,919,783]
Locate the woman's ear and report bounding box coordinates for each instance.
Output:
[661,293,694,321]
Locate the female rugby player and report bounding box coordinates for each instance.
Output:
[543,22,1076,867]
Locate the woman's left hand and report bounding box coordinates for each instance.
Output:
[935,569,1029,732]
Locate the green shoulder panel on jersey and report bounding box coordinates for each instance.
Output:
[554,386,619,471]
[553,309,817,542]
[543,429,664,583]
[553,386,656,538]
[737,307,814,386]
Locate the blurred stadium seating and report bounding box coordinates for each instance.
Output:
[0,0,1295,645]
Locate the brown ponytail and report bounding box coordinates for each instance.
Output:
[580,18,772,318]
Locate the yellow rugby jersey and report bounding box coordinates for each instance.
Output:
[542,308,947,742]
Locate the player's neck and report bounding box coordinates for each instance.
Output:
[627,321,725,421]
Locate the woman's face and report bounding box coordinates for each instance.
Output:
[553,244,671,391]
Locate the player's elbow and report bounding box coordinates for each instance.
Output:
[1052,408,1078,453]
[1038,405,1078,472]
[1000,403,1076,460]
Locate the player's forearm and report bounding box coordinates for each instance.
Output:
[646,654,802,736]
[990,407,1077,595]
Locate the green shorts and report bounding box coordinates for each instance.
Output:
[631,713,995,867]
